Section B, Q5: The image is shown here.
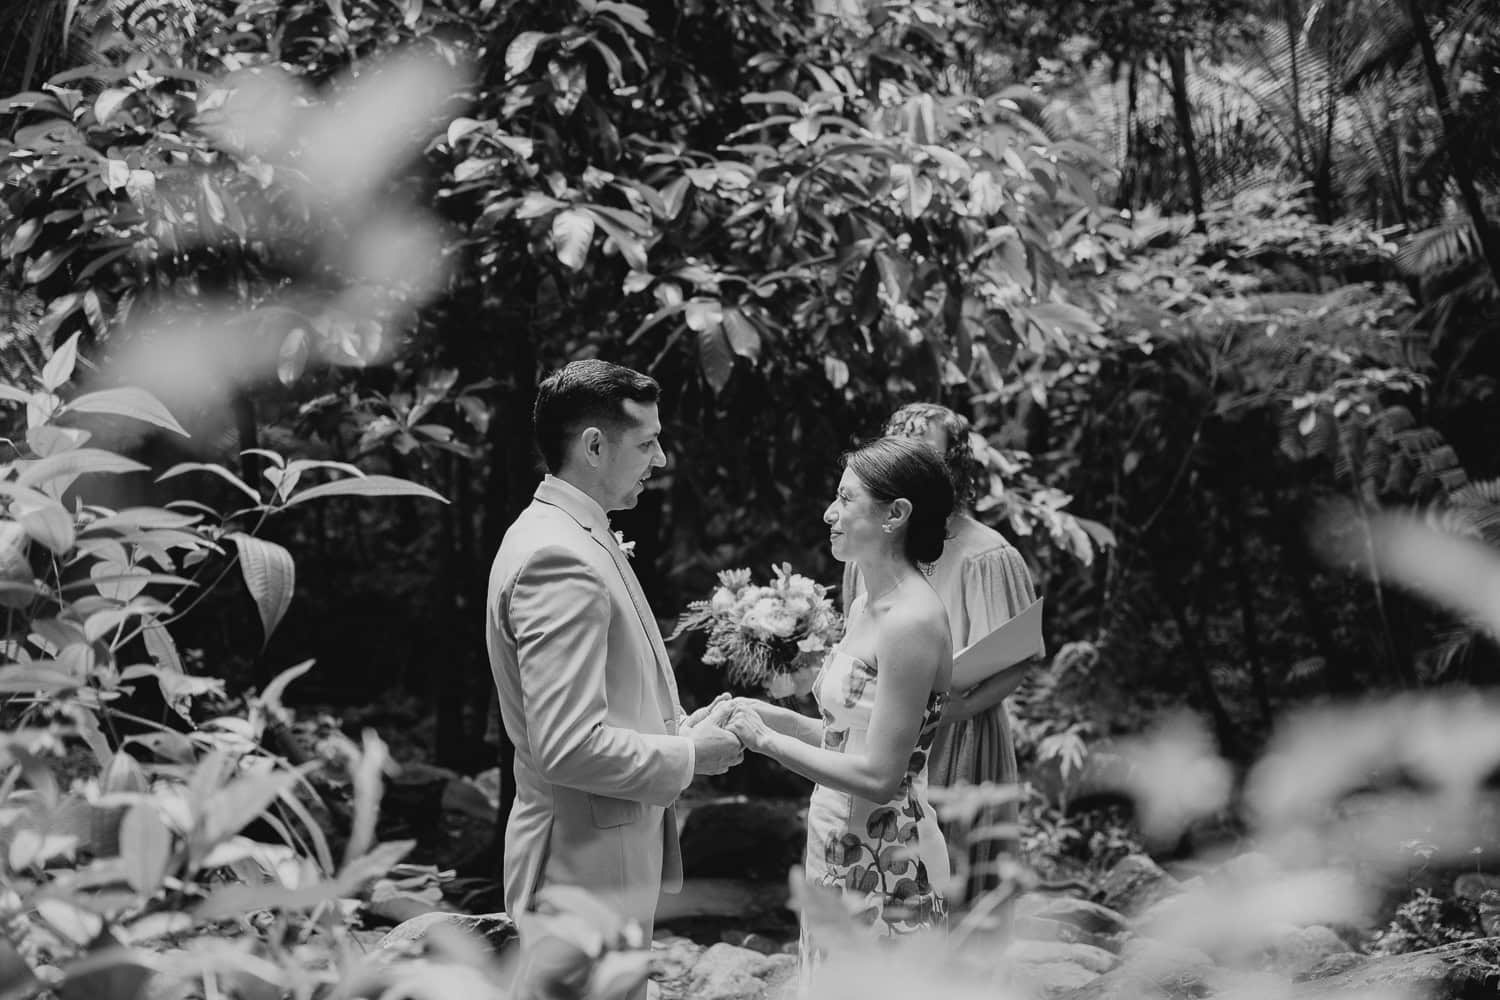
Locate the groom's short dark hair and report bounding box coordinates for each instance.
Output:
[534,359,660,473]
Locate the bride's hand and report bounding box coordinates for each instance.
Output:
[724,706,773,753]
[727,696,773,719]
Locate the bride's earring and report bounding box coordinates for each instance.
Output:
[882,524,893,533]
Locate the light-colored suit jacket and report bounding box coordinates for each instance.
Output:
[486,475,693,932]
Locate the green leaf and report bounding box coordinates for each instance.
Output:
[64,387,188,437]
[15,449,148,492]
[0,484,77,554]
[90,561,150,601]
[721,307,761,361]
[142,621,183,674]
[446,116,485,146]
[586,209,649,271]
[42,333,81,392]
[157,462,260,503]
[697,325,734,394]
[259,660,313,718]
[551,209,596,271]
[93,87,132,125]
[119,803,172,894]
[0,385,34,407]
[1027,302,1103,338]
[594,1,654,36]
[277,329,309,386]
[344,730,390,866]
[197,767,307,857]
[505,31,548,78]
[516,192,565,219]
[83,507,201,533]
[26,425,90,457]
[282,474,448,508]
[229,533,295,643]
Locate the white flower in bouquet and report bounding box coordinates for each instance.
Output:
[710,586,737,613]
[672,563,844,698]
[743,599,798,640]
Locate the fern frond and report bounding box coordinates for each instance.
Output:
[1397,221,1478,277]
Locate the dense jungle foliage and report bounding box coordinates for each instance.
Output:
[2,0,1500,995]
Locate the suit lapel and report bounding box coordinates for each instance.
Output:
[591,532,679,723]
[532,478,679,720]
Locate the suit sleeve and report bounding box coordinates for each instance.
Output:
[509,544,694,806]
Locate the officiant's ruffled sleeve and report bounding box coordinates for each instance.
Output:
[958,542,1039,650]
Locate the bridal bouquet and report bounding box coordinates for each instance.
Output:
[672,564,843,699]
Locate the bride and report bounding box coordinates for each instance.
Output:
[725,435,955,964]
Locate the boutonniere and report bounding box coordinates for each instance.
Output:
[612,530,636,559]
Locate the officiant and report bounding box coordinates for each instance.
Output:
[842,403,1042,906]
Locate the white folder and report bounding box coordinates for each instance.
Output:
[951,597,1045,690]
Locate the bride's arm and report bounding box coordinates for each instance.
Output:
[731,698,821,746]
[727,608,948,802]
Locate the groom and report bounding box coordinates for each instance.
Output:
[486,359,743,945]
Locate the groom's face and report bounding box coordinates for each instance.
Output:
[598,399,666,511]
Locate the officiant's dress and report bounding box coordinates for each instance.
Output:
[801,645,949,966]
[843,514,1039,901]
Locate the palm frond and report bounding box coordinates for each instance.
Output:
[1397,220,1478,276]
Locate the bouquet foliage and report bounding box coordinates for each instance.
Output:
[672,564,843,698]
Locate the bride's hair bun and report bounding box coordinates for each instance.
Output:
[843,436,954,566]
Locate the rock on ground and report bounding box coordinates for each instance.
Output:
[1294,938,1500,1000]
[655,939,796,1000]
[1098,854,1183,919]
[1258,925,1348,980]
[1015,895,1132,952]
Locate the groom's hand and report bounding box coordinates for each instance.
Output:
[684,692,733,730]
[689,724,743,775]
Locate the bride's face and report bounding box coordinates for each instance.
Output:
[823,468,887,562]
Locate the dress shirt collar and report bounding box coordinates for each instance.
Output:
[534,474,613,537]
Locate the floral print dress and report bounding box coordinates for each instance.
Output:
[801,647,949,967]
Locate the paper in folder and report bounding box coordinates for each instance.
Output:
[951,597,1045,690]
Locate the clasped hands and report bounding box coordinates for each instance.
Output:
[683,693,774,775]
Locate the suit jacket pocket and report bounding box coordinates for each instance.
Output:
[589,794,644,829]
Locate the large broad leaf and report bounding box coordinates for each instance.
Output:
[119,803,172,894]
[142,621,184,674]
[551,209,596,271]
[197,766,307,855]
[721,307,762,361]
[505,31,548,78]
[586,208,648,271]
[697,325,734,394]
[15,449,148,493]
[0,483,76,554]
[157,462,260,504]
[41,333,81,392]
[1027,301,1103,338]
[229,533,295,644]
[63,387,188,437]
[282,474,448,508]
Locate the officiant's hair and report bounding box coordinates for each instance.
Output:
[844,436,954,565]
[884,403,985,509]
[534,360,660,472]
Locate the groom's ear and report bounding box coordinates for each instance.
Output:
[579,425,605,465]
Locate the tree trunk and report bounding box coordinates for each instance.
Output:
[231,388,260,489]
[1405,0,1500,291]
[1166,47,1207,231]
